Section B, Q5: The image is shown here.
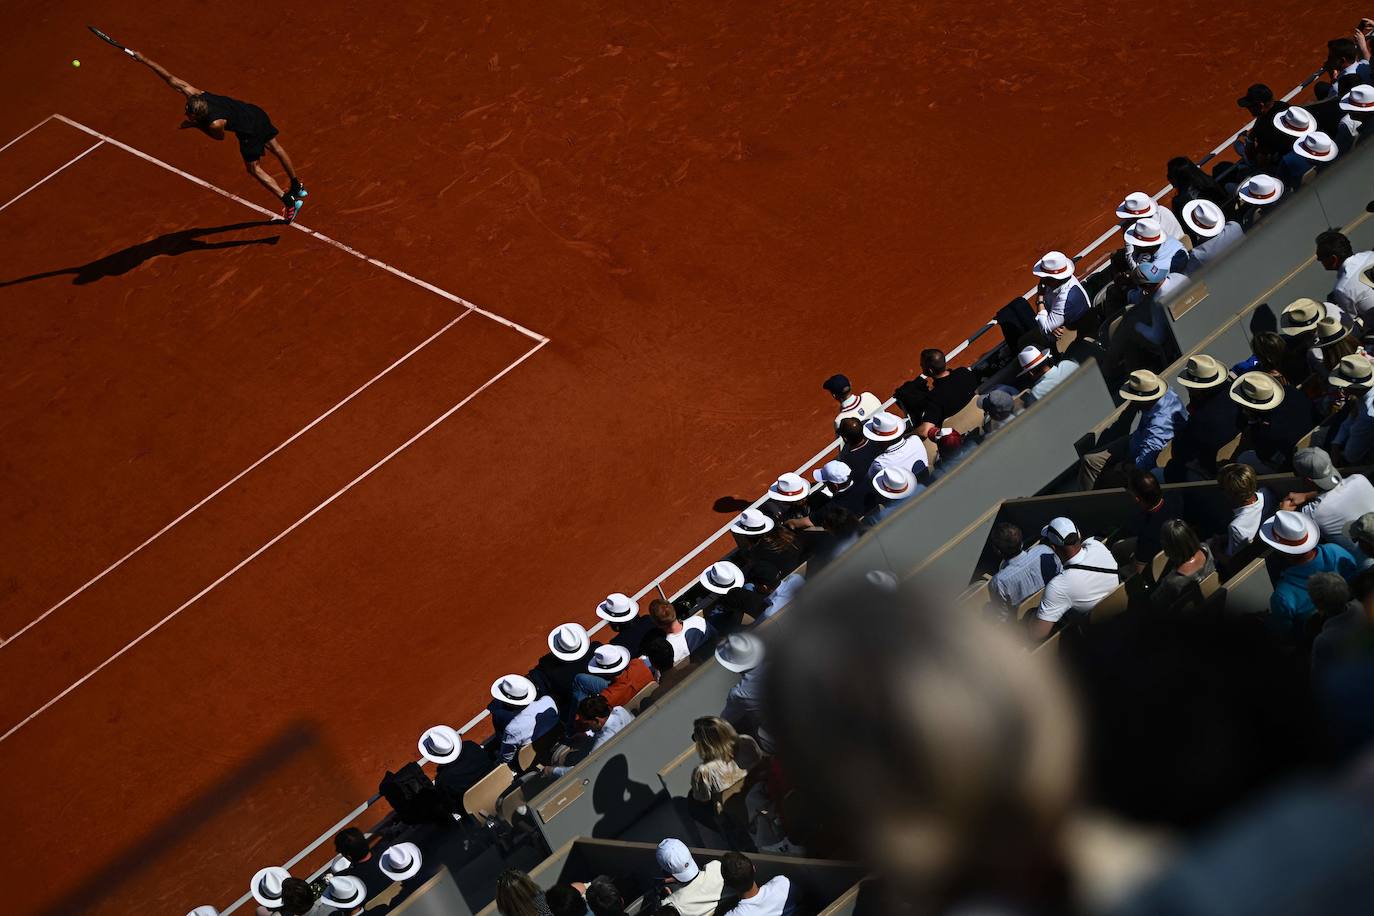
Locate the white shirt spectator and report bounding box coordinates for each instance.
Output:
[835,391,882,427]
[665,860,728,916]
[1226,490,1272,557]
[1301,474,1374,542]
[1185,221,1244,274]
[1036,538,1118,624]
[761,572,805,620]
[498,695,560,763]
[725,876,797,916]
[1329,250,1374,321]
[666,615,712,664]
[1034,275,1091,335]
[547,706,633,777]
[1025,359,1080,405]
[869,435,928,480]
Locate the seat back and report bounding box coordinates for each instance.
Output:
[736,734,766,771]
[462,764,514,821]
[1150,550,1168,583]
[623,681,658,715]
[1089,581,1129,624]
[516,743,536,772]
[946,396,986,436]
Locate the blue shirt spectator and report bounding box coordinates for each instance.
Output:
[991,543,1062,610]
[1129,388,1187,470]
[1261,511,1358,639]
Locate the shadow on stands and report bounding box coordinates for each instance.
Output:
[39,720,328,916]
[0,220,280,287]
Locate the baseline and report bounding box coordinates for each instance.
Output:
[0,337,548,743]
[49,113,548,344]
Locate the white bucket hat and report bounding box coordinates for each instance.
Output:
[1114,191,1157,221]
[380,842,423,881]
[1018,345,1051,375]
[320,875,367,909]
[490,674,537,707]
[874,467,916,501]
[1181,199,1226,238]
[1238,174,1284,206]
[699,560,745,594]
[547,622,591,661]
[729,508,775,536]
[767,472,810,502]
[715,632,765,672]
[1273,106,1315,137]
[418,724,462,764]
[587,644,631,676]
[1294,131,1338,162]
[1123,217,1165,248]
[1032,250,1074,279]
[813,459,851,486]
[657,838,700,883]
[250,867,292,909]
[863,411,906,442]
[1340,84,1374,112]
[1259,510,1320,555]
[596,592,639,624]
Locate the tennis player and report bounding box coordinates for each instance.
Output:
[132,52,308,222]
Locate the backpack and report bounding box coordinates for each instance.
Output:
[379,761,449,824]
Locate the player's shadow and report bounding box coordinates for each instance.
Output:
[0,219,280,287]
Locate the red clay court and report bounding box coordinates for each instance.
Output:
[0,2,1340,913]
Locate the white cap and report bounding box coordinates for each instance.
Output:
[1041,517,1079,546]
[813,460,851,486]
[657,838,700,883]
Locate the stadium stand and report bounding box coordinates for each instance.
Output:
[217,27,1374,916]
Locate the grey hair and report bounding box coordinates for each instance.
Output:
[1307,571,1351,617]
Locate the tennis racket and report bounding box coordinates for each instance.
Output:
[87,25,137,57]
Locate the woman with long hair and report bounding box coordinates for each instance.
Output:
[689,716,746,804]
[495,869,553,916]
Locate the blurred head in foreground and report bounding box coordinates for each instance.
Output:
[764,578,1081,910]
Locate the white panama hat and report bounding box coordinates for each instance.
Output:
[767,472,810,502]
[418,724,462,764]
[380,842,423,881]
[1237,174,1283,206]
[596,592,639,623]
[490,674,537,707]
[1123,217,1165,248]
[874,467,916,500]
[1114,191,1157,221]
[730,508,775,536]
[863,411,906,442]
[250,867,292,908]
[1340,84,1374,112]
[587,644,631,676]
[320,875,367,909]
[1273,105,1316,137]
[1293,131,1337,162]
[1181,199,1226,238]
[1258,510,1319,555]
[715,632,765,672]
[699,560,745,594]
[547,622,591,661]
[1032,250,1074,279]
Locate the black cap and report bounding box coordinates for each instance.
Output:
[822,374,851,396]
[1237,83,1274,108]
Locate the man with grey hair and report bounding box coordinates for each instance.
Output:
[1349,513,1374,569]
[1282,447,1374,548]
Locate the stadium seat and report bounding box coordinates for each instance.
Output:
[736,734,766,771]
[462,764,515,823]
[946,396,986,435]
[1089,581,1130,624]
[624,681,658,714]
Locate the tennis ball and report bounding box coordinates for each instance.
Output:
[72,59,81,67]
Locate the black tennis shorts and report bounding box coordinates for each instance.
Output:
[238,124,280,163]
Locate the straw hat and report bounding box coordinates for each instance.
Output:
[1229,371,1286,411]
[1237,174,1283,206]
[1314,316,1350,349]
[1328,353,1374,389]
[1119,370,1168,402]
[1278,298,1325,336]
[1258,510,1320,555]
[1175,354,1228,389]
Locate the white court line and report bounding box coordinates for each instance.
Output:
[0,140,103,214]
[0,339,548,745]
[1,313,471,647]
[49,114,548,344]
[0,114,55,155]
